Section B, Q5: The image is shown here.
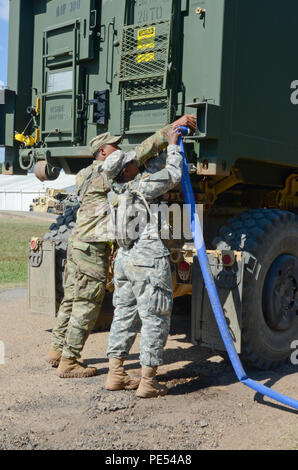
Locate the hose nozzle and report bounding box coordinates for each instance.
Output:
[175,126,191,136]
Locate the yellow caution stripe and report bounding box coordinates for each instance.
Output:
[137,52,155,63]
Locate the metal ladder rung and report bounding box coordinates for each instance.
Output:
[43,49,73,59]
[124,93,167,102]
[42,89,72,97]
[119,73,165,83]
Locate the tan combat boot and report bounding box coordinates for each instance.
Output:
[136,366,168,398]
[47,348,62,368]
[47,349,84,368]
[58,357,97,378]
[105,357,140,391]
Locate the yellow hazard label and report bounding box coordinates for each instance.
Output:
[138,27,155,38]
[137,26,156,50]
[137,52,155,63]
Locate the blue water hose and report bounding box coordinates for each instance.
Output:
[177,126,298,410]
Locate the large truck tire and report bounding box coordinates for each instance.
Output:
[213,209,298,370]
[44,205,113,331]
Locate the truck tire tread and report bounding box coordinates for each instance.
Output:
[213,209,298,370]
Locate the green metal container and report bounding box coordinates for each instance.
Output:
[2,0,298,183]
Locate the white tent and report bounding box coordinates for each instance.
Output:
[0,172,76,212]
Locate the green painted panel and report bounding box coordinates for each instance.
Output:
[3,0,298,177]
[40,0,94,60]
[133,0,173,23]
[44,96,73,134]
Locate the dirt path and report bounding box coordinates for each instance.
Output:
[0,288,297,450]
[0,210,57,222]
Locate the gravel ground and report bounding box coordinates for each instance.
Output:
[0,288,297,450]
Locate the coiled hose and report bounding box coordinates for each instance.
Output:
[177,126,298,410]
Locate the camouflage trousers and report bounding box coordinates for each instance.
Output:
[51,237,110,359]
[107,249,173,367]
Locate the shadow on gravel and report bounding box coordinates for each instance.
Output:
[249,369,298,414]
[163,297,298,402]
[53,295,298,403]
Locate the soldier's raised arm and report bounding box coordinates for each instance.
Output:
[136,128,183,200]
[134,124,171,167]
[134,114,196,167]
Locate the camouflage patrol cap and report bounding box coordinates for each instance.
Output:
[89,132,122,155]
[102,150,137,180]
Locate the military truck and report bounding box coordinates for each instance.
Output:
[2,0,298,369]
[29,187,78,214]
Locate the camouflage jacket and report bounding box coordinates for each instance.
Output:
[108,144,183,259]
[72,160,111,243]
[72,125,171,243]
[135,124,172,167]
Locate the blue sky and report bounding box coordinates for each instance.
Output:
[0,0,9,162]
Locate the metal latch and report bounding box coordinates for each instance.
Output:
[86,90,110,126]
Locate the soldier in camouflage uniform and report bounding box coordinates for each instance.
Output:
[102,127,187,397]
[47,115,195,379]
[47,133,120,378]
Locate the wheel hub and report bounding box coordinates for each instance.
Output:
[263,255,298,331]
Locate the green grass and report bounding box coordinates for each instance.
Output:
[0,215,50,287]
